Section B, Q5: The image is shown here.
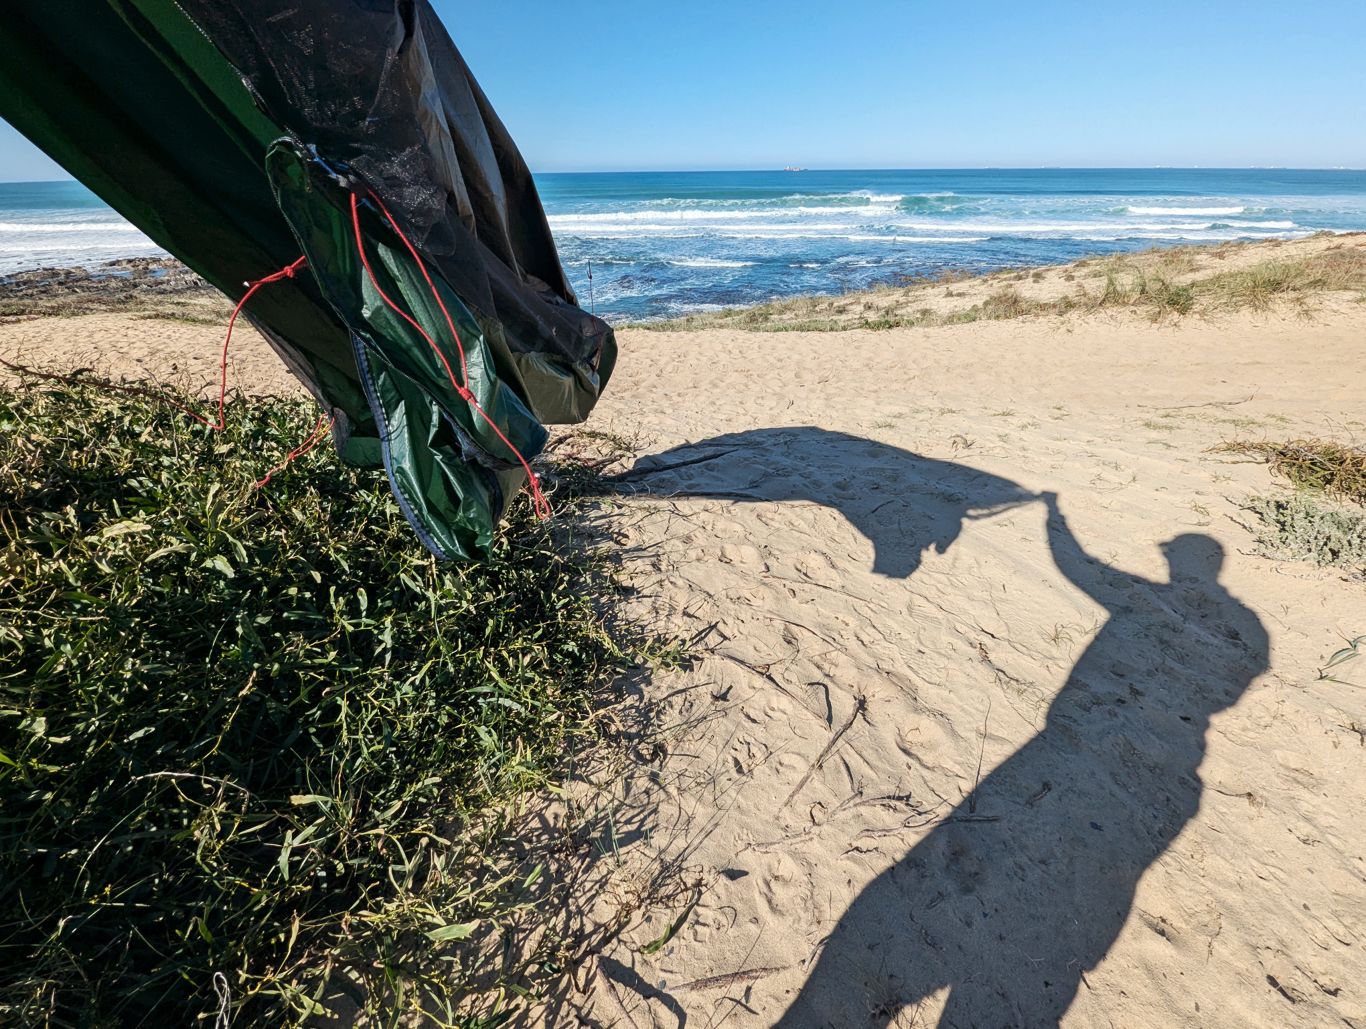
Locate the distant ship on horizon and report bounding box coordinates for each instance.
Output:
[783,166,808,172]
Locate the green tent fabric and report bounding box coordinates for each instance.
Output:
[0,0,617,560]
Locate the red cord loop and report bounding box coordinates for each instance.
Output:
[349,190,552,520]
[196,256,310,433]
[190,255,331,488]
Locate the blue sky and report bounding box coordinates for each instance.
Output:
[3,0,1364,179]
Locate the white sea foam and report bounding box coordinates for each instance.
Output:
[1071,229,1314,242]
[553,221,856,234]
[0,241,163,255]
[834,257,898,268]
[1212,220,1295,229]
[548,206,894,225]
[0,240,167,275]
[1125,206,1246,216]
[841,234,991,244]
[713,233,991,244]
[648,191,902,209]
[886,219,1304,236]
[0,210,162,277]
[666,258,757,268]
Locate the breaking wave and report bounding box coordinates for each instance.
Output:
[666,258,757,268]
[0,220,145,233]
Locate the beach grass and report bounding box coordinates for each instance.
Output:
[1195,245,1366,311]
[0,376,666,1026]
[641,237,1366,332]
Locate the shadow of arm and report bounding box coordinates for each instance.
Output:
[1044,491,1129,604]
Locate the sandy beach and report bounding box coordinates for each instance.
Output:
[4,236,1365,1026]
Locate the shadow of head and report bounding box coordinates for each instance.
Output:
[614,427,1033,579]
[1161,532,1225,580]
[1159,532,1267,713]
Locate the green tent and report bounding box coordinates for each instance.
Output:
[0,0,617,559]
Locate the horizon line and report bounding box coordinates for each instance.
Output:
[531,165,1366,176]
[5,165,1366,186]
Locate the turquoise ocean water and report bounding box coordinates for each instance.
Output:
[5,169,1366,322]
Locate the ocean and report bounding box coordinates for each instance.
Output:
[5,169,1366,322]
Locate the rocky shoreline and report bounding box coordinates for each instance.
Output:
[0,257,218,320]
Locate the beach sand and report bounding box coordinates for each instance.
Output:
[4,239,1365,1027]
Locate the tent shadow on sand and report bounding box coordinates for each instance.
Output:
[609,426,1035,579]
[770,494,1269,1027]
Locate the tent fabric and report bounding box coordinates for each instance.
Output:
[0,0,616,559]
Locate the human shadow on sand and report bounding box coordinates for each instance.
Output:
[774,492,1269,1027]
[609,427,1033,579]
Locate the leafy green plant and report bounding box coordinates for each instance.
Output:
[0,376,662,1026]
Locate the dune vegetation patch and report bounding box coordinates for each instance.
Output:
[1217,436,1366,573]
[642,236,1366,332]
[0,376,668,1026]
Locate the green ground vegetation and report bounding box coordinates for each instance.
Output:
[1243,492,1366,570]
[0,375,668,1026]
[1216,436,1366,573]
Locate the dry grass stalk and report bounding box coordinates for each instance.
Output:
[1215,438,1366,505]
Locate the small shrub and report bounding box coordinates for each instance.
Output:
[1244,493,1366,568]
[978,287,1036,320]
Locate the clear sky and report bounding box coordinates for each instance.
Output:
[3,0,1364,179]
